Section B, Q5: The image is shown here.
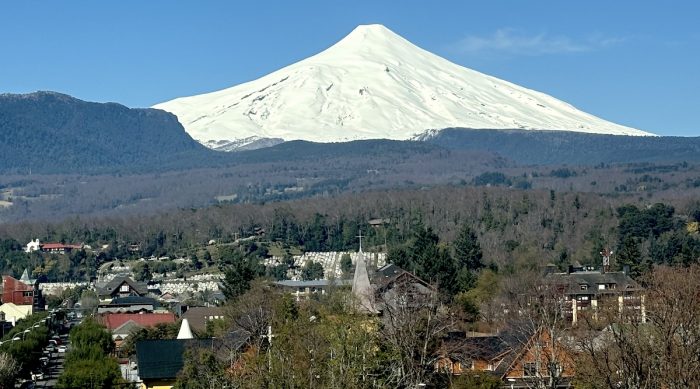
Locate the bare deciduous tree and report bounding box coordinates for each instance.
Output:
[576,265,700,389]
[376,280,452,387]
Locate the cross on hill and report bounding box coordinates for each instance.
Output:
[356,231,364,252]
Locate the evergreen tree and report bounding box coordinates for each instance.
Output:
[219,248,265,299]
[222,256,262,300]
[301,261,325,280]
[340,253,353,278]
[454,224,484,271]
[616,236,645,278]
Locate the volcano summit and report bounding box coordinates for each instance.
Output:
[154,24,652,151]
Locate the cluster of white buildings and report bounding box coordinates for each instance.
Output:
[265,251,386,280]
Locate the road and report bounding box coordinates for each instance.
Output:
[33,334,70,388]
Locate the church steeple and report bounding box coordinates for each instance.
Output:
[177,318,194,339]
[352,230,375,313]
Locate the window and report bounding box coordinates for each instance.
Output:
[580,284,588,290]
[120,284,130,292]
[22,291,33,297]
[523,362,537,377]
[598,284,606,290]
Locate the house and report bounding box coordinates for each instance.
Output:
[1,273,44,310]
[544,269,645,324]
[24,239,41,253]
[372,263,436,312]
[181,306,225,334]
[135,331,250,389]
[40,242,82,254]
[368,218,390,228]
[499,328,575,388]
[97,296,160,314]
[0,303,33,325]
[97,276,149,302]
[136,339,188,389]
[97,312,177,350]
[98,312,177,333]
[435,332,512,376]
[437,329,575,388]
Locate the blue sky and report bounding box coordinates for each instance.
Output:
[1,1,698,136]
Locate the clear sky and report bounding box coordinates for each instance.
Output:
[1,1,698,136]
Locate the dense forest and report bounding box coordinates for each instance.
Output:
[430,128,700,165]
[1,153,699,222]
[0,91,225,174]
[1,184,699,284]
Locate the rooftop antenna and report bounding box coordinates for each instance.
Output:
[600,248,613,273]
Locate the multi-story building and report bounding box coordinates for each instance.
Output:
[545,268,645,324]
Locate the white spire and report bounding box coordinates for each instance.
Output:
[177,318,194,339]
[20,269,30,283]
[352,231,375,313]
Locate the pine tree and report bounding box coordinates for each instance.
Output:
[454,224,484,271]
[616,236,644,277]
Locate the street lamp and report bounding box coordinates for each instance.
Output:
[23,329,31,339]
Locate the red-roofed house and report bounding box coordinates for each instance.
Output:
[2,275,35,305]
[97,312,177,331]
[97,312,177,351]
[40,242,82,254]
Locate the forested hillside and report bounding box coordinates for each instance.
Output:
[1,185,698,281]
[0,91,221,173]
[429,128,700,165]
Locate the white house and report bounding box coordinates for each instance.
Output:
[25,239,41,253]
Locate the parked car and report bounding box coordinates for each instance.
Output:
[39,357,49,366]
[31,371,44,380]
[57,345,67,353]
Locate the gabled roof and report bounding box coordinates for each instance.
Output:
[136,339,187,380]
[374,263,405,279]
[97,312,176,330]
[97,276,148,297]
[372,266,435,293]
[441,332,512,367]
[0,303,33,319]
[545,271,641,295]
[182,306,224,333]
[112,319,145,336]
[136,332,251,380]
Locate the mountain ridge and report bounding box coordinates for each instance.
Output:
[154,24,652,151]
[0,91,219,174]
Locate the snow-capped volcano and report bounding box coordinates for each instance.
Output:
[154,24,652,150]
